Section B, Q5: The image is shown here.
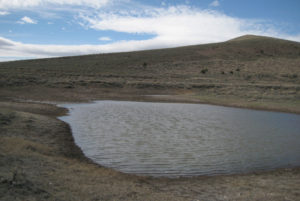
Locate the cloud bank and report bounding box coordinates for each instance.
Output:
[0,36,179,58]
[81,6,271,45]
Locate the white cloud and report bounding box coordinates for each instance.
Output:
[0,36,169,59]
[0,0,110,9]
[0,11,10,15]
[80,6,286,45]
[17,16,37,24]
[210,0,220,7]
[99,36,112,41]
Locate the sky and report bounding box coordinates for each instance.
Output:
[0,0,300,61]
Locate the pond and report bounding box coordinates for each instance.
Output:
[59,101,300,177]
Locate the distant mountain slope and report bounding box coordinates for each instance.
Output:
[228,34,278,42]
[220,34,300,58]
[1,34,300,66]
[0,35,299,113]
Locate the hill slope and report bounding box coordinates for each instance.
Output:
[0,35,300,112]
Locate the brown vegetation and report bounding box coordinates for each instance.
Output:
[0,35,300,112]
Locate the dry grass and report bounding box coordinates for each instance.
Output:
[0,35,299,113]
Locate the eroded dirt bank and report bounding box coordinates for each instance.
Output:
[1,101,300,201]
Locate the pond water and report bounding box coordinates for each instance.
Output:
[59,101,300,177]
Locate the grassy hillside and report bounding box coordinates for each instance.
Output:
[0,35,300,112]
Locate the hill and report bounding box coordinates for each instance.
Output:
[0,35,300,112]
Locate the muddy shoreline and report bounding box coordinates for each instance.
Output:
[1,98,300,200]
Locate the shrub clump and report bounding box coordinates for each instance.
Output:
[201,69,208,74]
[0,112,15,125]
[282,74,298,79]
[244,75,252,80]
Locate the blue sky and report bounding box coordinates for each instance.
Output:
[0,0,299,61]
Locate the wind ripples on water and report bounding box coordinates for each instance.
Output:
[59,101,300,177]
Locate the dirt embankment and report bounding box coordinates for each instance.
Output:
[1,101,300,201]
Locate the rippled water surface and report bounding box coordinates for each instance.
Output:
[59,101,300,177]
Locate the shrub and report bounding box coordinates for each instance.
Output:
[244,75,252,80]
[291,74,298,79]
[0,112,15,125]
[201,69,208,74]
[64,84,74,89]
